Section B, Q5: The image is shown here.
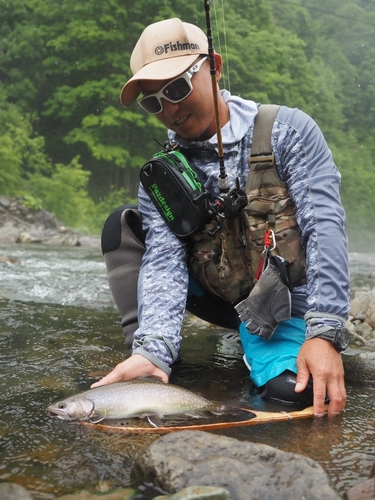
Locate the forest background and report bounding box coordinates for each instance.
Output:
[1,0,374,250]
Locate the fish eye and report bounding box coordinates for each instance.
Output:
[57,402,67,409]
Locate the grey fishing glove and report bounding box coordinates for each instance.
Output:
[235,255,292,340]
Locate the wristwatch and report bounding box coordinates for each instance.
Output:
[316,327,350,352]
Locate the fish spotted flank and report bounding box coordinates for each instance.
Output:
[47,379,214,423]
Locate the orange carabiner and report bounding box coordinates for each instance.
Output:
[264,229,276,250]
[255,229,276,281]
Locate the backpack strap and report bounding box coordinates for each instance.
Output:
[248,104,280,167]
[245,104,280,231]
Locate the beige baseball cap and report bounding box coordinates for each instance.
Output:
[120,18,209,107]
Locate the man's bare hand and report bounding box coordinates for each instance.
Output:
[90,354,169,388]
[295,337,346,417]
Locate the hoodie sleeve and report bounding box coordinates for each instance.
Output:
[272,107,350,335]
[131,184,189,375]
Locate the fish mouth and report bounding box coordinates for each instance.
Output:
[46,406,74,420]
[46,396,95,421]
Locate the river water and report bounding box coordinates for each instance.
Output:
[0,243,374,499]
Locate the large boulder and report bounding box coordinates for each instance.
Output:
[131,430,340,500]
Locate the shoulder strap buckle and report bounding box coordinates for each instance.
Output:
[248,104,280,167]
[249,152,275,166]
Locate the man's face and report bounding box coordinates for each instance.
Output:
[139,56,224,141]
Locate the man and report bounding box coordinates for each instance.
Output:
[92,18,350,417]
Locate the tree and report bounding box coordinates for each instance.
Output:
[0,85,51,195]
[0,0,374,237]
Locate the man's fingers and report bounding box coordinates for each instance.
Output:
[90,367,123,388]
[312,375,346,417]
[295,357,309,393]
[296,338,347,417]
[326,381,347,417]
[294,378,308,393]
[312,379,327,416]
[90,355,169,388]
[91,379,107,388]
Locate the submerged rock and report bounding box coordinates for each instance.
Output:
[345,461,375,500]
[345,477,375,500]
[131,430,340,500]
[55,488,135,499]
[0,482,34,499]
[153,486,231,500]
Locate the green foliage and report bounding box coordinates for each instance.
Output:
[0,85,52,195]
[22,194,43,212]
[27,157,94,228]
[331,133,375,251]
[0,0,374,237]
[85,188,137,234]
[331,135,375,228]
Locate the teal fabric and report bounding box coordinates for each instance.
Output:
[239,317,305,387]
[187,275,206,297]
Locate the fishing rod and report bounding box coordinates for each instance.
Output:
[203,0,247,216]
[204,0,228,194]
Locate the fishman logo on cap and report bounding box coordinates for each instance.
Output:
[155,41,200,56]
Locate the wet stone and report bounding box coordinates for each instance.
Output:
[131,430,341,500]
[153,485,231,500]
[345,476,375,499]
[55,487,136,499]
[0,482,34,500]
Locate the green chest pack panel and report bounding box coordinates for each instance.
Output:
[140,150,211,238]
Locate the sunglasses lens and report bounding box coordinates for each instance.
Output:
[163,78,192,101]
[140,96,162,114]
[139,72,194,114]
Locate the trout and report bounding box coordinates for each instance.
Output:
[47,379,216,423]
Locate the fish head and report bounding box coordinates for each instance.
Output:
[47,396,94,421]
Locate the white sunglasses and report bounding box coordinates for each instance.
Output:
[138,56,208,114]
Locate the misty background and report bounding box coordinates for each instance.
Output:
[1,0,374,250]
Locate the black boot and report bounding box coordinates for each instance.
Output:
[257,370,314,406]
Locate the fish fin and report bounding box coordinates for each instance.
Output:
[89,413,106,424]
[209,406,257,421]
[184,411,206,419]
[147,416,158,428]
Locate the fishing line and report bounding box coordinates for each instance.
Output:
[203,0,248,218]
[204,0,229,192]
[212,1,231,96]
[220,0,231,93]
[212,2,222,75]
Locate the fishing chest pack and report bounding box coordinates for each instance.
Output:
[139,104,281,240]
[140,148,211,238]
